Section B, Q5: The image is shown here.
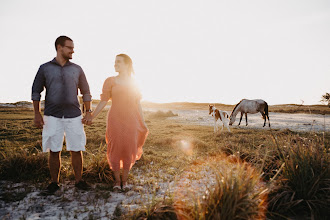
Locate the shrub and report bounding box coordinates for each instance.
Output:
[83,145,114,184]
[268,141,330,219]
[201,164,267,220]
[174,158,268,220]
[0,147,48,181]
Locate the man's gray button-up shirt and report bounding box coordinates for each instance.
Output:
[32,58,92,118]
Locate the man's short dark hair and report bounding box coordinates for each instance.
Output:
[55,36,73,51]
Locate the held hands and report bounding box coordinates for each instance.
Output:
[34,112,44,129]
[82,112,93,125]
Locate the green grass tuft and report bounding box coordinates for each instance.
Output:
[268,140,330,219]
[0,147,48,181]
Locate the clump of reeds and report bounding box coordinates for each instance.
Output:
[268,137,330,219]
[173,158,268,220]
[202,165,267,219]
[218,134,283,182]
[82,144,114,184]
[0,147,48,181]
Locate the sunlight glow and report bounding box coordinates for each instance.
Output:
[1,0,329,105]
[178,140,193,156]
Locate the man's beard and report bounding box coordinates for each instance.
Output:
[63,54,72,60]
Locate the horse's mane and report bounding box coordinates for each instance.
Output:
[230,99,245,116]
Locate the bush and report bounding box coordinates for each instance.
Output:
[268,142,330,219]
[201,164,267,220]
[83,145,114,184]
[175,158,268,220]
[0,147,49,181]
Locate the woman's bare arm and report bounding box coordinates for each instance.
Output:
[91,100,108,120]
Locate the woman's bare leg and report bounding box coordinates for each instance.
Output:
[122,169,130,185]
[113,170,121,187]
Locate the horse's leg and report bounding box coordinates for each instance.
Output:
[238,112,243,126]
[267,114,270,127]
[261,112,266,127]
[224,120,230,132]
[245,113,248,126]
[214,118,217,133]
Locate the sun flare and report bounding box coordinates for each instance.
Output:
[178,140,193,156]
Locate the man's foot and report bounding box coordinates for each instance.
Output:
[75,180,91,190]
[47,182,60,194]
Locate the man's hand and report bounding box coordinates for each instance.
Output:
[34,112,44,128]
[82,113,93,125]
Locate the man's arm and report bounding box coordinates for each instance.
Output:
[32,66,45,129]
[82,101,93,125]
[33,100,44,128]
[78,68,93,125]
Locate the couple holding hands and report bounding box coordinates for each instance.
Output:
[32,36,148,194]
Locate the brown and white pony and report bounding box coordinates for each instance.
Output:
[208,105,231,132]
[229,99,270,127]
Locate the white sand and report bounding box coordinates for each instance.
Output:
[164,109,329,132]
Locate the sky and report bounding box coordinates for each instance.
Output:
[0,0,329,105]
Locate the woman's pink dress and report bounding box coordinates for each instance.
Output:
[100,76,148,171]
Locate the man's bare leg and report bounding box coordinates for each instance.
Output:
[71,151,83,183]
[49,151,61,183]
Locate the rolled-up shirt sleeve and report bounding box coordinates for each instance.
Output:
[100,77,112,101]
[31,66,45,101]
[78,69,92,102]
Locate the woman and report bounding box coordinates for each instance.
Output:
[89,54,148,191]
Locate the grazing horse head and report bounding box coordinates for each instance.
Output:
[229,113,237,125]
[229,116,234,126]
[229,100,244,125]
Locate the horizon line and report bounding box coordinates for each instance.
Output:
[0,100,326,107]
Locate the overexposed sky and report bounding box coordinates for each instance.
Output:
[0,0,329,105]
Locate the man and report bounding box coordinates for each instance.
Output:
[32,36,93,193]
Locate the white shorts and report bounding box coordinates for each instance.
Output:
[42,115,86,152]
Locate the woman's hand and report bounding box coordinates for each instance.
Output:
[82,112,93,125]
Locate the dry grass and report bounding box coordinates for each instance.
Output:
[0,106,329,219]
[267,134,330,219]
[269,104,330,115]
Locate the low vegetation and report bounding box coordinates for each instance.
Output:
[0,106,329,219]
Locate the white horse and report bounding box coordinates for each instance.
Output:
[209,105,231,132]
[229,99,270,127]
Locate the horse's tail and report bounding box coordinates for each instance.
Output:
[264,102,269,119]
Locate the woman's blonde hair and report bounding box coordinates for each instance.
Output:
[117,54,135,75]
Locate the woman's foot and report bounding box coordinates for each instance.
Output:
[113,182,121,192]
[122,182,132,192]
